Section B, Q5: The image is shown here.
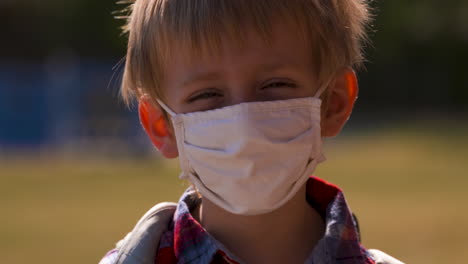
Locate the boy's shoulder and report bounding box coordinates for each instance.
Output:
[99,202,177,264]
[368,249,405,264]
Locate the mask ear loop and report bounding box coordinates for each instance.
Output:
[312,78,332,164]
[313,78,333,99]
[156,98,191,175]
[156,99,177,116]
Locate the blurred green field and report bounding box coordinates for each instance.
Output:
[1,122,467,264]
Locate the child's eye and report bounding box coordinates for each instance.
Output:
[262,81,296,89]
[187,89,222,103]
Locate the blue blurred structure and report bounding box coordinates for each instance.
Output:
[1,0,467,153]
[0,63,49,149]
[0,58,147,154]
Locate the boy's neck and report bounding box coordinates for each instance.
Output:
[196,184,325,264]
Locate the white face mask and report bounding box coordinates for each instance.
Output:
[158,85,327,215]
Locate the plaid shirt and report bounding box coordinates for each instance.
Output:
[100,176,376,264]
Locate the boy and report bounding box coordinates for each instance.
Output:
[101,0,404,263]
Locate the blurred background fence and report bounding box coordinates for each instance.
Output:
[0,0,467,151]
[0,1,467,264]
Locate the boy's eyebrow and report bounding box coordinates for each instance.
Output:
[179,62,304,87]
[261,63,296,73]
[180,72,222,87]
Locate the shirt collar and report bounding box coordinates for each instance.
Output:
[171,176,372,264]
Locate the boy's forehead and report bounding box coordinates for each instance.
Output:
[159,21,317,97]
[162,20,313,69]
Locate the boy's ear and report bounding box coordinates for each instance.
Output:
[321,68,359,137]
[138,98,178,158]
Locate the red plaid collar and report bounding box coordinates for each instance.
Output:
[155,176,375,264]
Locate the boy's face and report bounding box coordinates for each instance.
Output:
[160,21,320,114]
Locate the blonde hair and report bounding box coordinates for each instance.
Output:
[118,0,372,105]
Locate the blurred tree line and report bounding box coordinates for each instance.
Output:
[1,0,467,111]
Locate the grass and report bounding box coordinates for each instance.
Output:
[1,122,467,264]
